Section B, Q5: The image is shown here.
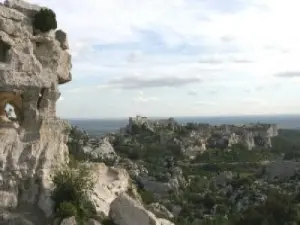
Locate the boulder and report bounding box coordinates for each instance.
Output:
[60,217,77,225]
[109,193,174,225]
[88,163,130,216]
[55,30,69,50]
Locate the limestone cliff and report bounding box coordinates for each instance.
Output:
[0,0,71,221]
[0,2,175,225]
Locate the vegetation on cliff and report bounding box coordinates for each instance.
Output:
[33,8,57,32]
[51,160,96,224]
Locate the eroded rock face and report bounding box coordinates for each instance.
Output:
[4,0,41,17]
[88,163,130,216]
[109,193,174,225]
[0,0,72,222]
[55,30,69,50]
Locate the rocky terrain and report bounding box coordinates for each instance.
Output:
[68,117,300,225]
[0,1,174,225]
[124,116,278,156]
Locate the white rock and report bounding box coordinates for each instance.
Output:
[110,193,174,225]
[60,217,77,225]
[4,0,41,17]
[88,163,130,216]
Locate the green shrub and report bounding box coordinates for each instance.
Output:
[33,8,57,33]
[102,218,117,225]
[51,164,96,224]
[58,202,77,218]
[138,189,155,204]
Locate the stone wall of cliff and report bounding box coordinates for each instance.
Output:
[0,0,71,220]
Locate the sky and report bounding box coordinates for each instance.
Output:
[26,0,300,118]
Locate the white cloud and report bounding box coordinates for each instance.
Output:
[98,74,203,90]
[274,71,300,78]
[241,98,263,105]
[132,90,159,103]
[187,89,198,96]
[195,101,216,106]
[25,0,300,61]
[18,0,300,117]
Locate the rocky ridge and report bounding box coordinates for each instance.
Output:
[125,116,278,155]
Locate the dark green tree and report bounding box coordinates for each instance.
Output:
[33,8,57,33]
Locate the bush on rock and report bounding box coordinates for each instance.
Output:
[51,164,96,224]
[33,8,57,33]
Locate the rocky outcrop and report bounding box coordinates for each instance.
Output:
[0,0,71,222]
[110,193,174,225]
[55,30,69,51]
[88,163,130,216]
[123,116,279,152]
[117,158,148,178]
[68,126,117,161]
[127,116,177,134]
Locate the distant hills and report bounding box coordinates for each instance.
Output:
[67,115,300,137]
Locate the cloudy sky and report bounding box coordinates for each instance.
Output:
[28,0,300,118]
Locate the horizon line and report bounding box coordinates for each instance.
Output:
[62,113,300,120]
